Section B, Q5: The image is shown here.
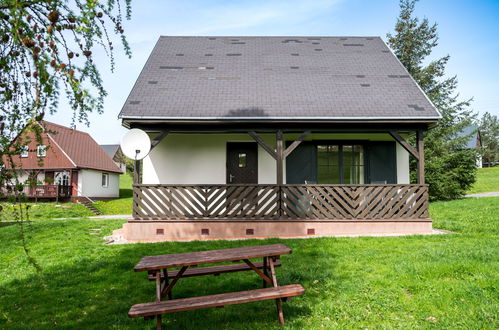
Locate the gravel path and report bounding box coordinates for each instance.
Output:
[465,191,499,198]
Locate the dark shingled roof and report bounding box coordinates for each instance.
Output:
[100,144,120,158]
[119,36,440,122]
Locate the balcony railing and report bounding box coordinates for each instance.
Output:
[132,184,429,220]
[0,185,72,200]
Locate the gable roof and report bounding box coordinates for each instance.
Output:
[456,125,481,149]
[119,36,440,124]
[41,121,122,173]
[100,144,121,158]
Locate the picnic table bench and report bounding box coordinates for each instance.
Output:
[129,244,304,329]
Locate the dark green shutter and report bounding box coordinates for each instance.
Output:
[286,143,317,184]
[368,142,397,184]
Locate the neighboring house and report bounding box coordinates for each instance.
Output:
[456,125,482,168]
[4,120,122,201]
[116,36,441,242]
[100,144,127,173]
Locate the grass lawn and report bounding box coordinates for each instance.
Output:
[93,173,133,215]
[467,166,499,194]
[0,202,94,220]
[0,197,497,329]
[0,174,133,220]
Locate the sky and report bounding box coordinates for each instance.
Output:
[46,0,499,144]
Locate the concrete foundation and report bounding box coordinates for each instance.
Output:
[119,219,433,242]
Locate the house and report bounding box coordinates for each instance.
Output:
[116,36,441,242]
[456,125,482,168]
[3,120,122,201]
[100,144,127,173]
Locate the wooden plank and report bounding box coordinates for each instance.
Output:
[283,130,310,159]
[161,266,188,299]
[242,259,273,285]
[269,258,284,325]
[151,131,169,149]
[134,244,292,272]
[148,261,282,280]
[248,131,277,160]
[128,284,305,318]
[276,130,284,186]
[389,131,419,160]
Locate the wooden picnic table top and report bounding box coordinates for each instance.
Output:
[134,244,292,272]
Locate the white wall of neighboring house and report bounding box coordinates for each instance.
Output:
[78,169,119,198]
[13,170,45,184]
[143,133,411,185]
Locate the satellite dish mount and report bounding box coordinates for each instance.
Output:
[120,129,151,161]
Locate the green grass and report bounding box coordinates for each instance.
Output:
[0,202,94,220]
[93,173,133,215]
[0,197,497,329]
[467,167,499,194]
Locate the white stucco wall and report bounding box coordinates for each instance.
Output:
[142,133,411,185]
[143,134,276,185]
[396,143,410,184]
[13,170,45,184]
[79,169,119,198]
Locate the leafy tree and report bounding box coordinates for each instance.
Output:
[387,0,477,200]
[0,0,132,269]
[479,112,499,167]
[0,0,131,168]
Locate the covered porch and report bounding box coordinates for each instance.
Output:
[123,124,431,241]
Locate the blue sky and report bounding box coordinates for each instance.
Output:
[47,0,499,144]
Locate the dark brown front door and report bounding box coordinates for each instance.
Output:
[226,142,258,184]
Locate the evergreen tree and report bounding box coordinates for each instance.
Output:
[479,112,499,167]
[387,0,477,200]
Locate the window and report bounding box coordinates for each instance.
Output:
[37,145,46,157]
[55,172,70,186]
[238,153,247,168]
[317,144,365,184]
[102,173,109,187]
[20,146,29,158]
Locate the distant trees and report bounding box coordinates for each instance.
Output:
[387,0,477,200]
[479,112,499,167]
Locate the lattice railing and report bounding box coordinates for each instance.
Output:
[132,184,428,220]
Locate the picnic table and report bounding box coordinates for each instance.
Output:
[129,243,304,329]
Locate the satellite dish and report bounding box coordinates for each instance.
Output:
[120,129,151,160]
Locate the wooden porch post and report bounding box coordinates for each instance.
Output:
[133,159,141,185]
[276,130,284,216]
[416,130,425,184]
[133,159,140,219]
[276,130,284,185]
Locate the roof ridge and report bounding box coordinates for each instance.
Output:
[158,35,382,38]
[41,120,91,136]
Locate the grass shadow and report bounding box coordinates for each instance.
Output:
[119,188,133,198]
[0,240,315,329]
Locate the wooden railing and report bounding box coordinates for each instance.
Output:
[132,184,429,220]
[0,185,72,199]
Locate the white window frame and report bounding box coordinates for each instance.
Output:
[37,145,46,158]
[20,146,29,158]
[55,172,70,186]
[101,173,109,187]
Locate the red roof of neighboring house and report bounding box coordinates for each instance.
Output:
[5,120,122,173]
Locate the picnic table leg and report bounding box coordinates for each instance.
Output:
[155,271,163,330]
[269,257,285,325]
[262,257,268,288]
[162,269,173,299]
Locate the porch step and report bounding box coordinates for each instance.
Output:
[81,201,102,215]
